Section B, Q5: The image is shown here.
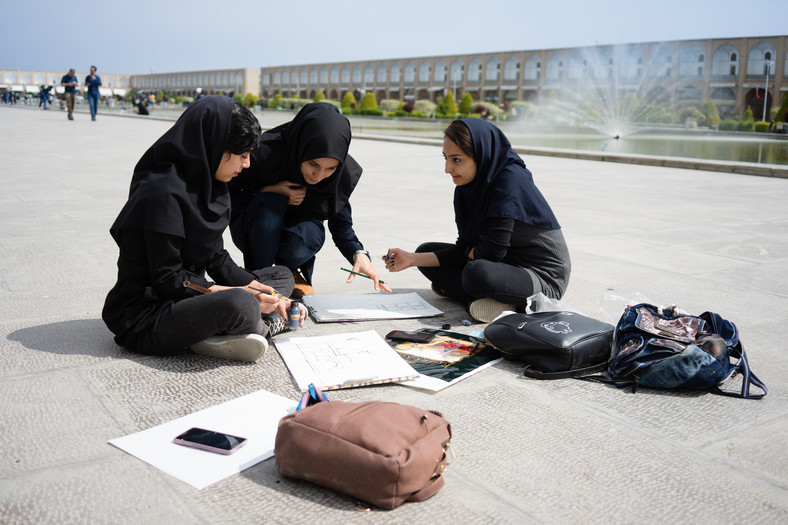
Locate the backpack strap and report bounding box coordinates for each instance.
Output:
[711,346,768,399]
[523,360,610,380]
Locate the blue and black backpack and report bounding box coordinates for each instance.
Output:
[604,303,767,399]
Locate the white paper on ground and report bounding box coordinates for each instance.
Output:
[109,389,296,489]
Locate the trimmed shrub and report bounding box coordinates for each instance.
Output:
[719,118,738,131]
[754,121,770,133]
[243,93,259,108]
[360,92,378,110]
[737,106,755,131]
[268,94,282,108]
[341,92,357,109]
[459,93,474,114]
[340,106,354,115]
[700,100,721,127]
[313,92,326,102]
[360,108,384,116]
[379,99,401,112]
[414,99,437,115]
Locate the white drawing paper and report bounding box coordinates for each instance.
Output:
[302,292,442,323]
[109,389,296,490]
[274,330,419,391]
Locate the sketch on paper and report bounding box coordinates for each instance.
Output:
[274,330,419,391]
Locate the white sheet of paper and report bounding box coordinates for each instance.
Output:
[302,292,443,322]
[274,330,419,391]
[109,390,296,489]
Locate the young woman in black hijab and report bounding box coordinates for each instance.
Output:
[228,102,390,295]
[383,119,571,323]
[102,96,302,362]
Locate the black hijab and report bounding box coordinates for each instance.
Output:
[110,95,233,242]
[454,118,560,243]
[243,102,361,220]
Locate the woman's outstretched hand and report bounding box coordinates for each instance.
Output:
[349,253,392,293]
[382,248,414,272]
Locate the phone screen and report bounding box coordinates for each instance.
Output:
[173,427,247,455]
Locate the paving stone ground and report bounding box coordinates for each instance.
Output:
[1,105,786,524]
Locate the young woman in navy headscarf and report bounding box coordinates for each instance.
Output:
[228,102,390,296]
[102,96,302,362]
[383,119,570,323]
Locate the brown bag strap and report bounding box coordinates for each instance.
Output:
[407,449,448,502]
[182,280,212,294]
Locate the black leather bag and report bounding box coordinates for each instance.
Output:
[483,311,614,379]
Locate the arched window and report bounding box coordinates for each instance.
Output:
[377,63,387,83]
[319,67,328,84]
[567,51,587,80]
[524,55,541,81]
[450,59,464,83]
[747,42,776,75]
[390,62,401,83]
[712,44,739,77]
[340,65,350,84]
[503,55,520,81]
[419,61,431,82]
[545,54,563,80]
[352,64,362,84]
[649,46,672,77]
[679,44,705,77]
[434,60,447,83]
[467,58,482,82]
[330,67,339,84]
[485,56,500,82]
[404,61,416,83]
[309,68,318,84]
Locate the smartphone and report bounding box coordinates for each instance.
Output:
[385,330,435,343]
[173,427,247,455]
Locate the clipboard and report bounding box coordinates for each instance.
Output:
[302,292,443,323]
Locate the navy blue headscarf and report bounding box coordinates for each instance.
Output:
[453,118,560,244]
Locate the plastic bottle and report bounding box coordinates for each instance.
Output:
[289,302,301,330]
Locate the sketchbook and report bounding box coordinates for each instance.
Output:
[302,292,443,323]
[387,330,503,392]
[274,330,420,392]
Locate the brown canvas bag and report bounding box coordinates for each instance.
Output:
[274,400,452,509]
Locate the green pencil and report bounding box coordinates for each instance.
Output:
[340,267,385,285]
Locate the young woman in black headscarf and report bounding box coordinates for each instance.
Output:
[228,102,390,296]
[102,96,303,362]
[383,118,571,323]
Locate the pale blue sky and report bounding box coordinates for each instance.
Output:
[2,0,786,75]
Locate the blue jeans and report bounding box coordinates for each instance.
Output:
[231,193,322,283]
[87,93,99,119]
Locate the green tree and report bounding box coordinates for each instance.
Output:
[699,101,720,127]
[459,93,473,114]
[360,92,378,110]
[268,93,282,108]
[442,91,458,116]
[341,91,357,110]
[737,106,755,132]
[243,92,259,108]
[313,91,326,102]
[775,94,788,122]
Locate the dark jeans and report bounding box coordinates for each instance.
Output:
[136,266,293,355]
[415,242,538,307]
[232,193,322,283]
[87,93,99,119]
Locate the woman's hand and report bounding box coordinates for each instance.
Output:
[245,281,290,317]
[349,253,392,293]
[382,248,415,272]
[262,180,306,206]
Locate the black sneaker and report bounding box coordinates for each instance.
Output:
[263,313,288,338]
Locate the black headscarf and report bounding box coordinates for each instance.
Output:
[110,95,233,244]
[238,102,361,220]
[454,118,560,243]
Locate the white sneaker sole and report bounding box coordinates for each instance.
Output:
[469,298,516,323]
[190,334,268,362]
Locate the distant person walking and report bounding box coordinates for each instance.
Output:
[84,65,102,121]
[61,68,78,120]
[38,85,53,109]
